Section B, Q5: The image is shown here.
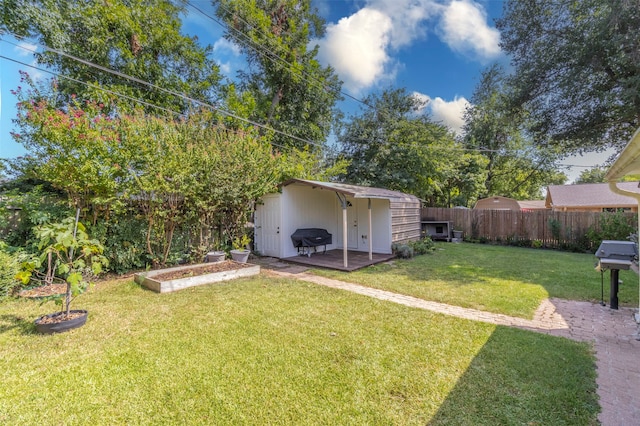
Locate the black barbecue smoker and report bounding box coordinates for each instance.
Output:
[595,240,637,309]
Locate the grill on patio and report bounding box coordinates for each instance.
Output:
[595,240,637,309]
[291,228,332,257]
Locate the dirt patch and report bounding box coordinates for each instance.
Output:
[150,260,252,281]
[19,284,67,298]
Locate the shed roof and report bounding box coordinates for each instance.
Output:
[517,200,547,210]
[282,179,420,203]
[546,182,640,208]
[474,196,521,210]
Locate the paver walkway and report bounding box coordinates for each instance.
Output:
[263,265,640,426]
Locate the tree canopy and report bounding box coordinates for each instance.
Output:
[497,0,640,153]
[338,88,487,206]
[1,0,222,112]
[463,65,567,200]
[213,0,342,150]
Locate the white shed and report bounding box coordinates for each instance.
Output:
[254,179,421,268]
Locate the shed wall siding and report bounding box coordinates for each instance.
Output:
[281,185,337,258]
[390,201,421,243]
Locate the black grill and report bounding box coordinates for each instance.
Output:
[595,240,637,309]
[291,228,332,257]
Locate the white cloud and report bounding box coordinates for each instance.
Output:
[315,8,394,93]
[413,92,470,135]
[367,0,439,48]
[213,38,241,56]
[314,0,499,93]
[13,41,38,57]
[217,61,232,76]
[438,0,501,61]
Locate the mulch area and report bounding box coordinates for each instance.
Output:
[19,283,67,298]
[150,260,251,281]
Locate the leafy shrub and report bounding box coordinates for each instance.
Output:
[89,217,153,274]
[531,240,543,249]
[586,211,636,252]
[0,186,71,251]
[0,244,20,299]
[408,237,435,255]
[392,243,414,259]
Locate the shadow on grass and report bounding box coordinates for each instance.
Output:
[427,326,599,425]
[0,314,36,335]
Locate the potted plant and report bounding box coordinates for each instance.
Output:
[16,214,108,334]
[229,234,251,263]
[204,240,227,263]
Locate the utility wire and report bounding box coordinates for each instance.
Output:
[186,1,370,109]
[0,38,607,168]
[3,49,602,163]
[0,53,300,153]
[0,36,324,149]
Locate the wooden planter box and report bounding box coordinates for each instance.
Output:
[134,261,260,293]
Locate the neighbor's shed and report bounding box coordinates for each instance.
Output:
[254,179,421,267]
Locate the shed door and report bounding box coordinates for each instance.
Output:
[346,197,359,249]
[257,194,281,257]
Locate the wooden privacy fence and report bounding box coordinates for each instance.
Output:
[422,208,637,249]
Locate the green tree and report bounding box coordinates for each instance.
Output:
[575,167,608,184]
[1,0,221,112]
[338,88,485,205]
[463,65,567,200]
[213,0,342,150]
[497,0,640,152]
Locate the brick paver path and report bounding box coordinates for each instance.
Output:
[265,268,640,425]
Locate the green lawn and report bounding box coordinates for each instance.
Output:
[312,242,640,319]
[0,274,598,425]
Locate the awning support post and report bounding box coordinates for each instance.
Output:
[336,193,348,268]
[368,198,373,260]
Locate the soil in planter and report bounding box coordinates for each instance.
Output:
[37,311,86,324]
[151,260,252,281]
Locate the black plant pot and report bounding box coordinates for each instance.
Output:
[34,310,88,334]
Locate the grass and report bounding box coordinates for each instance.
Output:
[311,242,640,319]
[0,274,599,425]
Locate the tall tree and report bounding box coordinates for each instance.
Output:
[1,0,221,112]
[464,65,567,200]
[497,0,640,152]
[213,0,342,149]
[575,167,608,184]
[339,88,486,205]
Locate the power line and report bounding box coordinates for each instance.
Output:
[185,1,372,109]
[0,36,324,149]
[0,37,609,169]
[3,46,604,165]
[0,53,299,153]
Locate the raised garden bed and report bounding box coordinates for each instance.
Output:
[134,260,260,293]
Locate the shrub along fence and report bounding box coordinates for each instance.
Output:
[422,208,637,252]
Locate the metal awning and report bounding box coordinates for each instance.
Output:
[281,179,420,203]
[606,128,640,180]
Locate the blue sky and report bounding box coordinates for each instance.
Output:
[0,0,608,181]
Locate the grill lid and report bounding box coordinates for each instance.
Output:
[291,228,332,247]
[595,240,637,260]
